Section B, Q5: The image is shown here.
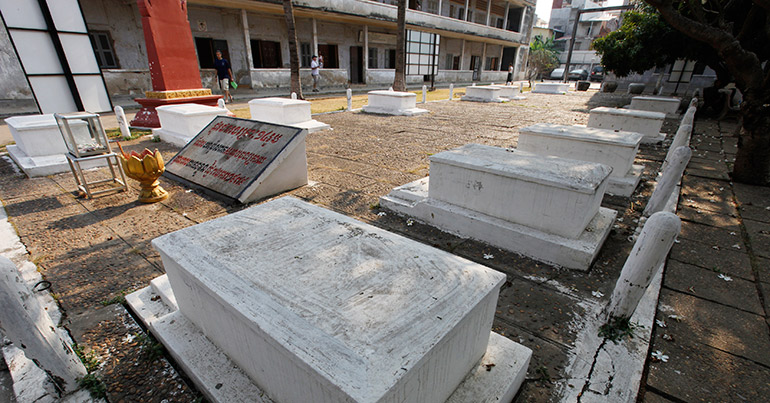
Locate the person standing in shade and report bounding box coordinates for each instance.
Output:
[214,50,234,103]
[506,63,514,85]
[310,55,323,92]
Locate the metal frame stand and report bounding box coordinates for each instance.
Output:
[66,152,128,198]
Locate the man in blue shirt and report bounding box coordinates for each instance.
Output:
[214,50,234,103]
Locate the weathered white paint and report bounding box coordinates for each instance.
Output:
[461,86,505,103]
[628,96,681,116]
[680,106,696,127]
[449,83,454,99]
[532,82,569,94]
[606,212,681,319]
[153,104,228,147]
[362,90,429,116]
[644,146,692,217]
[0,257,87,393]
[488,84,523,100]
[660,123,692,173]
[115,105,131,140]
[422,85,427,103]
[517,124,644,197]
[429,145,612,239]
[346,88,352,110]
[248,97,331,132]
[587,107,666,144]
[380,177,617,271]
[152,197,512,403]
[235,130,309,203]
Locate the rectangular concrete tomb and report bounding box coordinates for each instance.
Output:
[5,114,102,177]
[489,85,523,100]
[362,90,428,116]
[154,103,229,147]
[517,123,644,197]
[249,97,330,132]
[153,196,521,403]
[532,82,569,94]
[461,86,505,102]
[587,107,666,144]
[629,96,681,116]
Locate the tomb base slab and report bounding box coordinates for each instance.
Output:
[461,87,506,103]
[532,83,569,94]
[607,164,644,197]
[362,91,429,116]
[380,178,617,271]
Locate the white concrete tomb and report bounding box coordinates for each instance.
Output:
[5,114,103,177]
[518,123,644,197]
[248,97,331,133]
[143,197,531,402]
[461,86,505,103]
[629,96,681,116]
[587,107,666,144]
[381,145,617,270]
[362,90,428,116]
[154,103,229,147]
[532,82,569,94]
[489,85,525,100]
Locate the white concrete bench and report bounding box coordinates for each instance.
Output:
[381,144,617,270]
[532,82,569,94]
[461,86,505,103]
[362,90,428,116]
[147,197,530,402]
[5,114,103,176]
[154,103,228,147]
[628,96,681,116]
[587,107,666,144]
[518,123,644,197]
[248,97,331,132]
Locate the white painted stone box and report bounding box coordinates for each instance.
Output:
[629,96,681,116]
[5,114,102,177]
[517,124,644,197]
[429,145,611,239]
[362,90,428,116]
[489,85,524,100]
[587,107,666,144]
[461,86,505,102]
[532,82,569,94]
[154,104,228,147]
[152,197,517,403]
[248,97,330,133]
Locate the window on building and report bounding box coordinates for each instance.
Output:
[458,7,465,19]
[385,49,396,69]
[453,55,460,70]
[496,17,504,29]
[300,42,312,67]
[485,57,498,71]
[89,31,119,69]
[450,5,455,18]
[445,53,453,70]
[507,7,523,32]
[195,37,229,69]
[251,40,282,68]
[318,44,339,68]
[368,47,379,69]
[426,0,439,14]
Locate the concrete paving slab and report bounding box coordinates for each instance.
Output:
[678,220,746,250]
[738,204,770,224]
[757,257,770,284]
[676,205,742,232]
[670,240,754,281]
[742,219,770,259]
[684,167,731,181]
[663,260,764,315]
[679,194,739,217]
[641,390,677,402]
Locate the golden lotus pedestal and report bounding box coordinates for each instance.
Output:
[118,147,169,203]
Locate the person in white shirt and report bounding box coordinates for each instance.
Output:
[310,55,323,92]
[506,63,514,85]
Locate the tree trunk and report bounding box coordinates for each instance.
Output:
[393,0,407,92]
[732,95,770,185]
[283,0,303,99]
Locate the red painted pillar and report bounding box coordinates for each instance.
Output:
[130,0,222,128]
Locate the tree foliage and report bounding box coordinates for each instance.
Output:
[527,35,560,84]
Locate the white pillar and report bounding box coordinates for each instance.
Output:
[503,2,510,30]
[363,25,369,83]
[606,212,681,319]
[460,39,466,70]
[499,46,504,70]
[422,85,427,103]
[347,88,352,110]
[485,0,492,26]
[481,43,487,73]
[689,97,698,108]
[464,0,470,20]
[115,106,131,140]
[644,147,692,217]
[519,7,527,33]
[291,92,297,99]
[438,0,444,16]
[312,19,319,57]
[217,98,227,109]
[0,257,87,393]
[242,10,254,74]
[661,124,692,172]
[681,106,696,127]
[449,83,454,100]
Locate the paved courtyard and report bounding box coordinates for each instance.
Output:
[0,90,767,402]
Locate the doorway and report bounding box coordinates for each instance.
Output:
[501,47,517,74]
[470,55,481,81]
[349,46,364,84]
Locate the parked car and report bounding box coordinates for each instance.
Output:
[590,66,604,82]
[549,67,566,80]
[568,69,589,81]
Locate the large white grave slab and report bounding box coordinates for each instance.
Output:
[5,114,107,176]
[461,86,505,103]
[248,97,330,133]
[489,85,525,100]
[146,197,529,402]
[518,123,644,197]
[362,90,428,116]
[381,145,617,270]
[587,107,666,144]
[154,103,229,147]
[629,96,681,116]
[532,82,569,94]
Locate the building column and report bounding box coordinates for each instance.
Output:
[485,0,492,26]
[519,5,527,33]
[460,39,466,70]
[312,19,318,57]
[481,43,487,72]
[438,0,444,16]
[464,0,470,20]
[499,46,504,71]
[503,2,509,30]
[363,25,368,83]
[241,9,254,81]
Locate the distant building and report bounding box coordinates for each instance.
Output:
[548,0,624,69]
[531,18,554,42]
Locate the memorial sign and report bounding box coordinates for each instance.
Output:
[165,116,308,203]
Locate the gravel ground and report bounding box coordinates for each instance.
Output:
[0,90,683,402]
